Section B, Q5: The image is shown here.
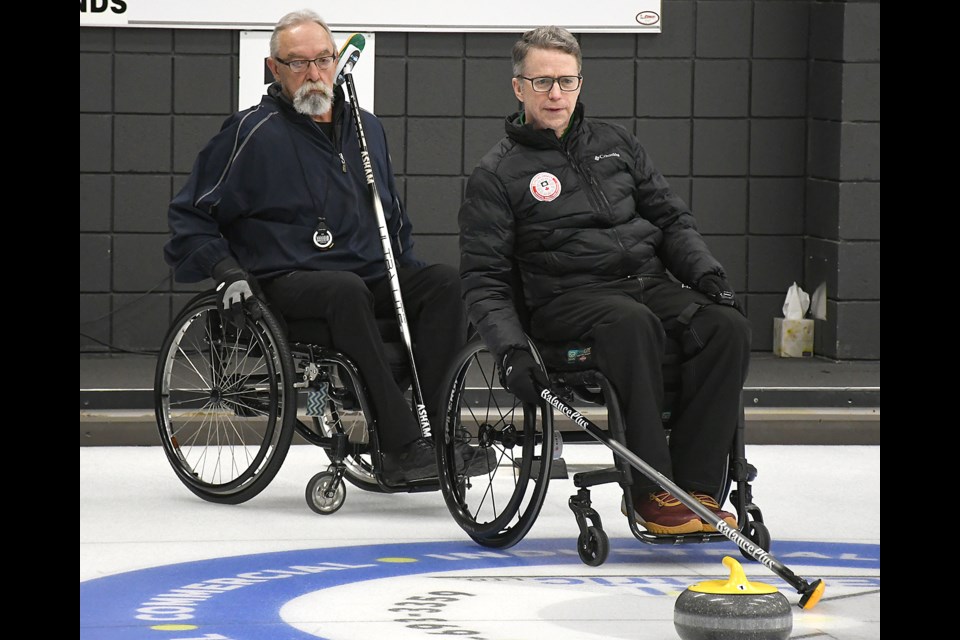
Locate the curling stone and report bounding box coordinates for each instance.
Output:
[674,556,792,640]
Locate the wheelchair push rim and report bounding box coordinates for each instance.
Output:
[154,294,295,504]
[436,340,554,548]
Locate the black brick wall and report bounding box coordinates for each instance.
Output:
[79,1,880,360]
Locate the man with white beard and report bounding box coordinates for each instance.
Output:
[165,9,475,484]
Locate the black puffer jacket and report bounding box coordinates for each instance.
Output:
[459,103,725,358]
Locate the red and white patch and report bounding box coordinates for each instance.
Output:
[530,172,562,202]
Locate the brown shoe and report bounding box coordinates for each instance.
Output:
[692,492,737,532]
[625,491,702,535]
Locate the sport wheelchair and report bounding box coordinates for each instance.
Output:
[154,289,470,514]
[432,333,771,567]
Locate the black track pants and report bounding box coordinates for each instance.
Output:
[261,264,466,452]
[530,276,751,495]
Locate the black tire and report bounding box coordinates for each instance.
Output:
[739,520,772,562]
[305,471,346,515]
[436,340,554,548]
[154,292,295,504]
[578,526,609,567]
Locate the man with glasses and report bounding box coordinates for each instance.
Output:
[165,9,481,484]
[459,26,751,535]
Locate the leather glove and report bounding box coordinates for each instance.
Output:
[500,348,549,404]
[696,273,744,315]
[212,257,262,328]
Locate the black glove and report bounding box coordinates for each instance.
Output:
[696,273,743,315]
[212,257,262,327]
[500,348,549,404]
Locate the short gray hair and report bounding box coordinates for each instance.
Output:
[512,26,582,77]
[270,9,336,58]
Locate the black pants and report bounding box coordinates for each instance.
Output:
[529,275,751,495]
[261,264,467,452]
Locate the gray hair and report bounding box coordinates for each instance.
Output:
[270,9,336,58]
[511,26,582,77]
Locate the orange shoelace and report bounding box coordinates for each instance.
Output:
[692,492,722,509]
[650,491,685,507]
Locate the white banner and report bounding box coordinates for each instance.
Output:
[80,1,663,33]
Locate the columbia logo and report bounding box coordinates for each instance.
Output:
[594,152,621,161]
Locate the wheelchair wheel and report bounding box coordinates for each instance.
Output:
[154,293,296,504]
[436,340,554,549]
[305,471,346,515]
[577,526,609,567]
[739,520,772,562]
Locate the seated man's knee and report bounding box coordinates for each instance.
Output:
[718,306,751,348]
[689,305,751,350]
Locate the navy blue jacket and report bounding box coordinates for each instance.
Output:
[165,83,422,283]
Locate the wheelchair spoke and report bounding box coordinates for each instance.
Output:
[156,295,294,503]
[437,341,553,547]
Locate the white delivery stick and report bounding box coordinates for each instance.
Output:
[340,63,432,439]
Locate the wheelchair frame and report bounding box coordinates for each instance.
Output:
[432,336,773,569]
[154,290,446,515]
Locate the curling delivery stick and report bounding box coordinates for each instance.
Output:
[336,34,432,439]
[536,382,825,609]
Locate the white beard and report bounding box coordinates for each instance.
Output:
[293,81,333,117]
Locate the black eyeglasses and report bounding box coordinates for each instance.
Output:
[275,55,337,73]
[517,75,582,92]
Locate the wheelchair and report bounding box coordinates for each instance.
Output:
[433,332,771,566]
[154,289,459,514]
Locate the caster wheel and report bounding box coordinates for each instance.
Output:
[739,520,771,562]
[306,471,346,515]
[577,526,609,567]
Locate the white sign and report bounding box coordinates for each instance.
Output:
[239,32,375,113]
[80,1,662,33]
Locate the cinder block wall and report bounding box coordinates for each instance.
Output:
[79,0,880,360]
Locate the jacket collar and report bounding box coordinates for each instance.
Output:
[505,102,585,149]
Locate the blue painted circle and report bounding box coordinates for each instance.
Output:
[81,538,879,640]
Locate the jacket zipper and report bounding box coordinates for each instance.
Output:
[565,149,627,255]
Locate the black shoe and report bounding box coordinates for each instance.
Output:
[453,441,498,477]
[382,438,438,483]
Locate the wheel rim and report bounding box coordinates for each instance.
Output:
[157,303,288,495]
[309,475,345,512]
[438,343,553,546]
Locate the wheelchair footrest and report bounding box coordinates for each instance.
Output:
[573,467,625,488]
[526,457,569,479]
[550,458,569,479]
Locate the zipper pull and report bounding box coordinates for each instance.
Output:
[339,152,347,173]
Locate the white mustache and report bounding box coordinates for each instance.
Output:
[292,80,333,117]
[296,80,332,100]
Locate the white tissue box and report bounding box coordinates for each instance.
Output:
[773,318,814,358]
